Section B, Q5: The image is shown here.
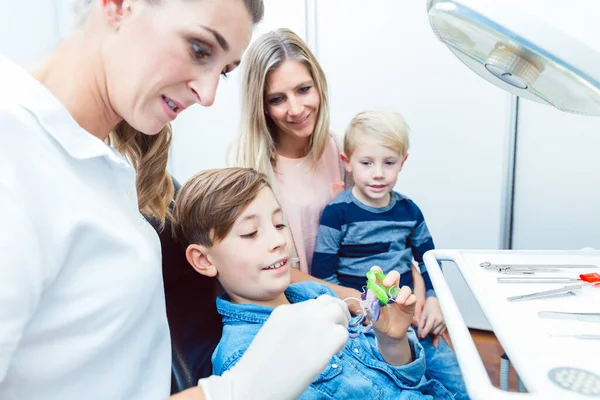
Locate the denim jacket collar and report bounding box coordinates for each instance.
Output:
[216,283,331,325]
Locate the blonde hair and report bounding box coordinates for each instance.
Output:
[231,28,331,179]
[344,109,411,158]
[108,122,174,224]
[172,168,271,247]
[76,0,264,226]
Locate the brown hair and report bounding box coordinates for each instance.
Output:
[172,168,271,247]
[109,122,174,225]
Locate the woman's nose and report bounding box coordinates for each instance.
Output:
[188,71,220,107]
[287,96,302,116]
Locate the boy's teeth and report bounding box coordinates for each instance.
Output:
[265,261,285,270]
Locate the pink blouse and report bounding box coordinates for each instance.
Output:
[275,136,345,274]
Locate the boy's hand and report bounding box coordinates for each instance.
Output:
[417,297,446,346]
[334,285,363,317]
[372,282,416,340]
[369,266,416,366]
[370,266,417,340]
[410,264,426,327]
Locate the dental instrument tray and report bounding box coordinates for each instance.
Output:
[423,249,600,399]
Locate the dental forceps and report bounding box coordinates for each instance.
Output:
[480,261,597,274]
[480,262,560,274]
[506,284,583,302]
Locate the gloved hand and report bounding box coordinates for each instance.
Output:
[198,294,351,400]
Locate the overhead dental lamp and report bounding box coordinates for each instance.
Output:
[427,0,600,116]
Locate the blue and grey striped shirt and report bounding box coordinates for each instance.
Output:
[312,188,437,297]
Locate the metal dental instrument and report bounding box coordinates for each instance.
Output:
[499,277,581,284]
[548,333,600,340]
[498,273,600,285]
[506,284,583,302]
[480,262,597,270]
[539,311,600,323]
[497,268,559,275]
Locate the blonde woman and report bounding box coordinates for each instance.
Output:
[232,29,426,307]
[0,2,351,399]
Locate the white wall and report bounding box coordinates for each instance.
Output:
[508,1,600,250]
[512,102,600,250]
[0,1,61,66]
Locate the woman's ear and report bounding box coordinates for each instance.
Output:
[340,152,352,173]
[185,244,217,277]
[101,0,129,29]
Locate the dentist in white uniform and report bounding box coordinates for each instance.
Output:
[0,0,350,399]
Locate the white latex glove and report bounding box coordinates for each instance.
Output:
[198,294,350,400]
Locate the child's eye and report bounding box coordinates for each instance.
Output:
[275,223,287,230]
[385,161,396,166]
[221,71,229,79]
[240,231,258,239]
[360,161,372,166]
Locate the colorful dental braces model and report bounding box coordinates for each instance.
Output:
[347,270,400,338]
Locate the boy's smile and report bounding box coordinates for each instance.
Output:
[261,258,289,271]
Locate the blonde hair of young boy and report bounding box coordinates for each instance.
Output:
[344,109,410,158]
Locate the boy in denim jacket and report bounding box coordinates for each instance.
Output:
[172,167,455,399]
[313,109,468,399]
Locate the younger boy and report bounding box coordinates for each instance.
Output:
[312,109,469,400]
[172,167,454,399]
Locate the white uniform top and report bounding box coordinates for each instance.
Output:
[0,55,171,399]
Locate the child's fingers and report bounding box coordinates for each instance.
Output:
[432,320,446,336]
[418,312,426,333]
[369,265,383,273]
[412,306,423,327]
[420,315,435,338]
[432,334,441,349]
[431,315,446,335]
[404,293,417,307]
[393,285,413,304]
[382,270,400,288]
[442,331,451,347]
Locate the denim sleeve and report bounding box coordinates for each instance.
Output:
[211,332,255,375]
[369,329,428,387]
[312,204,343,284]
[213,349,246,375]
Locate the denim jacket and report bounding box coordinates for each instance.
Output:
[212,282,454,399]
